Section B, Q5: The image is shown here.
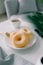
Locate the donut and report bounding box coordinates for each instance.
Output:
[10,31,17,40]
[19,28,33,40]
[5,28,33,48]
[12,33,28,48]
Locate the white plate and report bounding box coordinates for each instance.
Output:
[5,33,37,50]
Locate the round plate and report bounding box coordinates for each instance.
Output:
[5,33,37,50]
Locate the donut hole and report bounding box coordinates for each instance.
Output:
[24,29,28,32]
[15,35,21,41]
[18,37,21,41]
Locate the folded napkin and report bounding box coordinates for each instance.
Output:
[0,47,33,65]
[0,47,14,65]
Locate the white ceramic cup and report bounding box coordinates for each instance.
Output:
[11,18,21,28]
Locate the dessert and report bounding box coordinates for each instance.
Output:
[10,32,17,40]
[5,28,33,48]
[12,33,28,48]
[19,28,33,41]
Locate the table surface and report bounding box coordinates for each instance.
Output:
[0,14,43,65]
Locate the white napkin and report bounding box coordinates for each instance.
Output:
[0,47,33,65]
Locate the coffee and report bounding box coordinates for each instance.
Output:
[11,19,21,28]
[12,19,20,23]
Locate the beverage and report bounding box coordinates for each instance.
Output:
[11,19,21,28]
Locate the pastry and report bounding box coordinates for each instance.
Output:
[5,28,33,48]
[10,32,17,40]
[19,28,33,41]
[12,33,28,48]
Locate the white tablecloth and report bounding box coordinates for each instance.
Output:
[0,14,43,65]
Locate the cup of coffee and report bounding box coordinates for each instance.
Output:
[11,19,21,28]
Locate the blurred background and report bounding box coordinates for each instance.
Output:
[0,0,43,22]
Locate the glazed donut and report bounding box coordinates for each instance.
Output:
[12,33,28,48]
[10,31,17,40]
[5,28,33,48]
[19,28,33,40]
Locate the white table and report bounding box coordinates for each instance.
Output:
[0,14,43,65]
